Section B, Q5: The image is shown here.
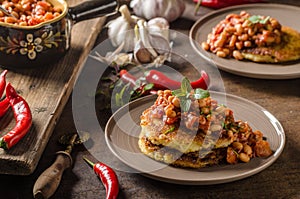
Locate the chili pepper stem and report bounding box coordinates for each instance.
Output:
[0,138,8,150]
[194,0,202,14]
[83,157,95,168]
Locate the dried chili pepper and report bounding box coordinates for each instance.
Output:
[145,70,209,90]
[83,157,119,199]
[0,83,32,150]
[194,0,265,9]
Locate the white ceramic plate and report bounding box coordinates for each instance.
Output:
[190,3,300,79]
[105,92,285,185]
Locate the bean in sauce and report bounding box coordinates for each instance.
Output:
[0,0,63,26]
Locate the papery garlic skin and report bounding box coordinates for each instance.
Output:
[89,42,134,68]
[106,5,140,52]
[130,0,185,22]
[148,17,169,41]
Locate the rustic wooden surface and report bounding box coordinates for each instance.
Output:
[0,0,300,198]
[0,0,106,175]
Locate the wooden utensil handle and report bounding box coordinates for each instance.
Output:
[33,152,72,199]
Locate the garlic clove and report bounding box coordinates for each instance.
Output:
[137,20,158,57]
[134,39,153,64]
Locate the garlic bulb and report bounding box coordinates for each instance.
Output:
[130,0,185,22]
[104,8,171,68]
[106,5,140,52]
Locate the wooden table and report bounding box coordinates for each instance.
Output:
[0,0,299,198]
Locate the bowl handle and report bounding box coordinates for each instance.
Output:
[69,0,119,24]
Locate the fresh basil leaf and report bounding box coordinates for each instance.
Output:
[172,77,207,112]
[193,88,210,99]
[144,83,154,91]
[181,77,192,94]
[248,15,270,24]
[172,89,185,97]
[248,15,260,23]
[180,97,191,112]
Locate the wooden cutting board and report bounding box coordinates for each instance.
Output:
[0,0,107,175]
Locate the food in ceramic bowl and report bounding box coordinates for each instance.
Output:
[0,0,118,69]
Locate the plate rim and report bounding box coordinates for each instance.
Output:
[105,92,286,185]
[189,3,300,80]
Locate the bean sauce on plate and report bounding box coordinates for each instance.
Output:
[201,11,282,60]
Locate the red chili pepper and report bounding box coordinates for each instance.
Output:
[119,69,138,88]
[0,98,10,118]
[0,70,10,118]
[83,157,119,199]
[190,70,209,90]
[194,0,265,9]
[145,70,209,90]
[145,70,181,90]
[0,70,8,97]
[0,83,32,150]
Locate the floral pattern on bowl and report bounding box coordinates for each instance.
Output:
[0,31,65,60]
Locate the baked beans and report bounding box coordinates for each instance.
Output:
[201,11,282,60]
[0,0,63,26]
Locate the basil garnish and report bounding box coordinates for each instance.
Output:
[248,15,270,24]
[172,77,210,112]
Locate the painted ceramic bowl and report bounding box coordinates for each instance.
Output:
[0,0,118,69]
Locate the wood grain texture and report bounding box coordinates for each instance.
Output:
[0,1,299,199]
[0,0,106,175]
